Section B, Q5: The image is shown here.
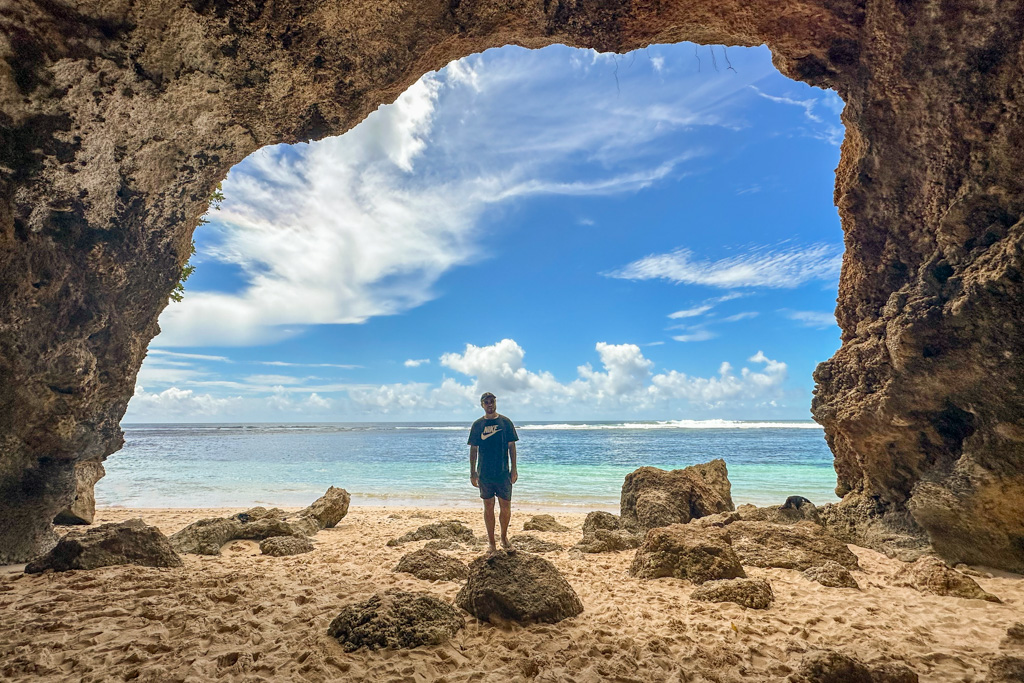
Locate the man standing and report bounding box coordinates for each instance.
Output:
[468,392,519,554]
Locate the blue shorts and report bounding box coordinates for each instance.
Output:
[478,478,512,501]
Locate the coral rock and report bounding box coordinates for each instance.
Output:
[629,524,745,584]
[619,460,734,532]
[456,552,583,624]
[522,514,570,533]
[803,561,860,589]
[573,529,641,554]
[328,591,464,651]
[893,556,1001,602]
[690,578,774,609]
[26,519,183,573]
[582,511,620,534]
[53,459,105,525]
[726,521,861,571]
[260,535,314,557]
[387,520,476,547]
[394,548,469,582]
[789,650,918,682]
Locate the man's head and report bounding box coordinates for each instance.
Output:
[480,392,496,411]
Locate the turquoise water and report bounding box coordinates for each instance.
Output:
[96,420,839,510]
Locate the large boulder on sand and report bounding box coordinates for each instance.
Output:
[803,561,860,589]
[629,524,745,584]
[893,556,1001,602]
[788,650,919,683]
[297,486,351,529]
[691,578,774,609]
[619,460,734,532]
[726,521,861,571]
[53,459,105,525]
[327,591,465,651]
[387,520,476,546]
[582,511,620,534]
[523,514,570,533]
[26,519,183,573]
[170,517,244,555]
[260,535,314,556]
[573,529,641,553]
[456,552,583,624]
[394,548,469,581]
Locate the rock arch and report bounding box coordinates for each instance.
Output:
[1,0,1022,568]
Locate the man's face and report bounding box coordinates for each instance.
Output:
[481,397,496,412]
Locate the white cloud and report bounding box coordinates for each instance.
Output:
[266,388,334,412]
[404,358,430,367]
[147,349,231,362]
[749,86,845,146]
[723,311,759,322]
[782,309,837,329]
[668,305,712,319]
[672,329,716,343]
[129,386,242,417]
[608,243,842,289]
[258,361,360,368]
[651,55,665,73]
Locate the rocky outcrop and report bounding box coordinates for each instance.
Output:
[3,1,1024,571]
[582,511,621,534]
[619,460,734,532]
[987,656,1024,683]
[690,578,774,609]
[629,524,745,584]
[892,556,1001,603]
[803,561,860,589]
[394,548,469,582]
[387,520,476,547]
[53,459,105,525]
[298,486,350,529]
[788,650,919,683]
[726,521,861,571]
[573,529,642,554]
[25,518,182,573]
[523,515,570,533]
[736,497,822,526]
[260,535,314,557]
[327,591,465,651]
[456,552,583,624]
[510,535,562,553]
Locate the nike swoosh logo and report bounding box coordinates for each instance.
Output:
[481,430,500,440]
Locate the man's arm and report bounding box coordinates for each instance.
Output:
[469,445,479,487]
[508,441,517,484]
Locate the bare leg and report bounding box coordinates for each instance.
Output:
[498,497,512,549]
[483,497,497,552]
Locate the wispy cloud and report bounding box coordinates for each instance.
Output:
[404,358,430,367]
[148,349,232,362]
[723,311,759,322]
[782,309,837,329]
[258,361,360,369]
[750,86,845,146]
[672,329,716,343]
[608,243,842,289]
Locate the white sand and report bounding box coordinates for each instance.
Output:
[1,506,1021,682]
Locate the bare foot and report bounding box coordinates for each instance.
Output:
[501,537,514,552]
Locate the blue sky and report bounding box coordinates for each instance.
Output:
[126,43,845,423]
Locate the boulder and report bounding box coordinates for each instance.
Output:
[511,535,562,553]
[572,529,641,553]
[456,552,583,624]
[523,514,570,533]
[260,535,314,556]
[892,556,1001,602]
[726,521,861,571]
[736,496,823,526]
[53,459,105,525]
[232,506,288,523]
[1005,623,1024,644]
[297,486,351,529]
[619,460,734,532]
[582,511,620,534]
[26,519,183,573]
[424,539,465,552]
[387,520,476,547]
[327,591,464,651]
[690,578,774,609]
[692,511,741,528]
[803,561,860,589]
[394,549,469,582]
[235,517,308,540]
[629,524,745,584]
[987,656,1024,683]
[788,650,919,683]
[169,517,244,555]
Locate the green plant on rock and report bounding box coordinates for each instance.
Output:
[170,184,224,303]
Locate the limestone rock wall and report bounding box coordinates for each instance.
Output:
[0,0,1021,569]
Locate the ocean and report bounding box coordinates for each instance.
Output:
[96,420,840,511]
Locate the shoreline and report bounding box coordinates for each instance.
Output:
[2,506,1021,682]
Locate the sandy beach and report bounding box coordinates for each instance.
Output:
[1,505,1021,682]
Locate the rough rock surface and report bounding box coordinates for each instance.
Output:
[423,539,465,552]
[619,460,734,532]
[523,514,570,533]
[168,518,243,556]
[327,591,464,651]
[53,459,105,525]
[818,498,930,562]
[726,521,861,571]
[572,529,641,554]
[259,535,314,557]
[788,650,919,683]
[1005,623,1024,644]
[394,549,469,582]
[3,2,1024,570]
[298,486,350,529]
[510,535,562,554]
[629,524,745,584]
[803,561,860,589]
[892,556,1001,602]
[737,497,823,526]
[387,521,476,547]
[690,578,774,609]
[582,511,620,534]
[456,552,583,624]
[987,656,1024,683]
[25,518,183,573]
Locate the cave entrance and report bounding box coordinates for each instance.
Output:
[103,42,845,510]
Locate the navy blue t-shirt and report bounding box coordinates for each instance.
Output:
[468,415,519,484]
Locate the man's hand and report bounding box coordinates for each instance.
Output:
[510,468,518,485]
[471,472,479,487]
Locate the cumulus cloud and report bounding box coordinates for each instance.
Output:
[608,243,842,289]
[129,386,242,417]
